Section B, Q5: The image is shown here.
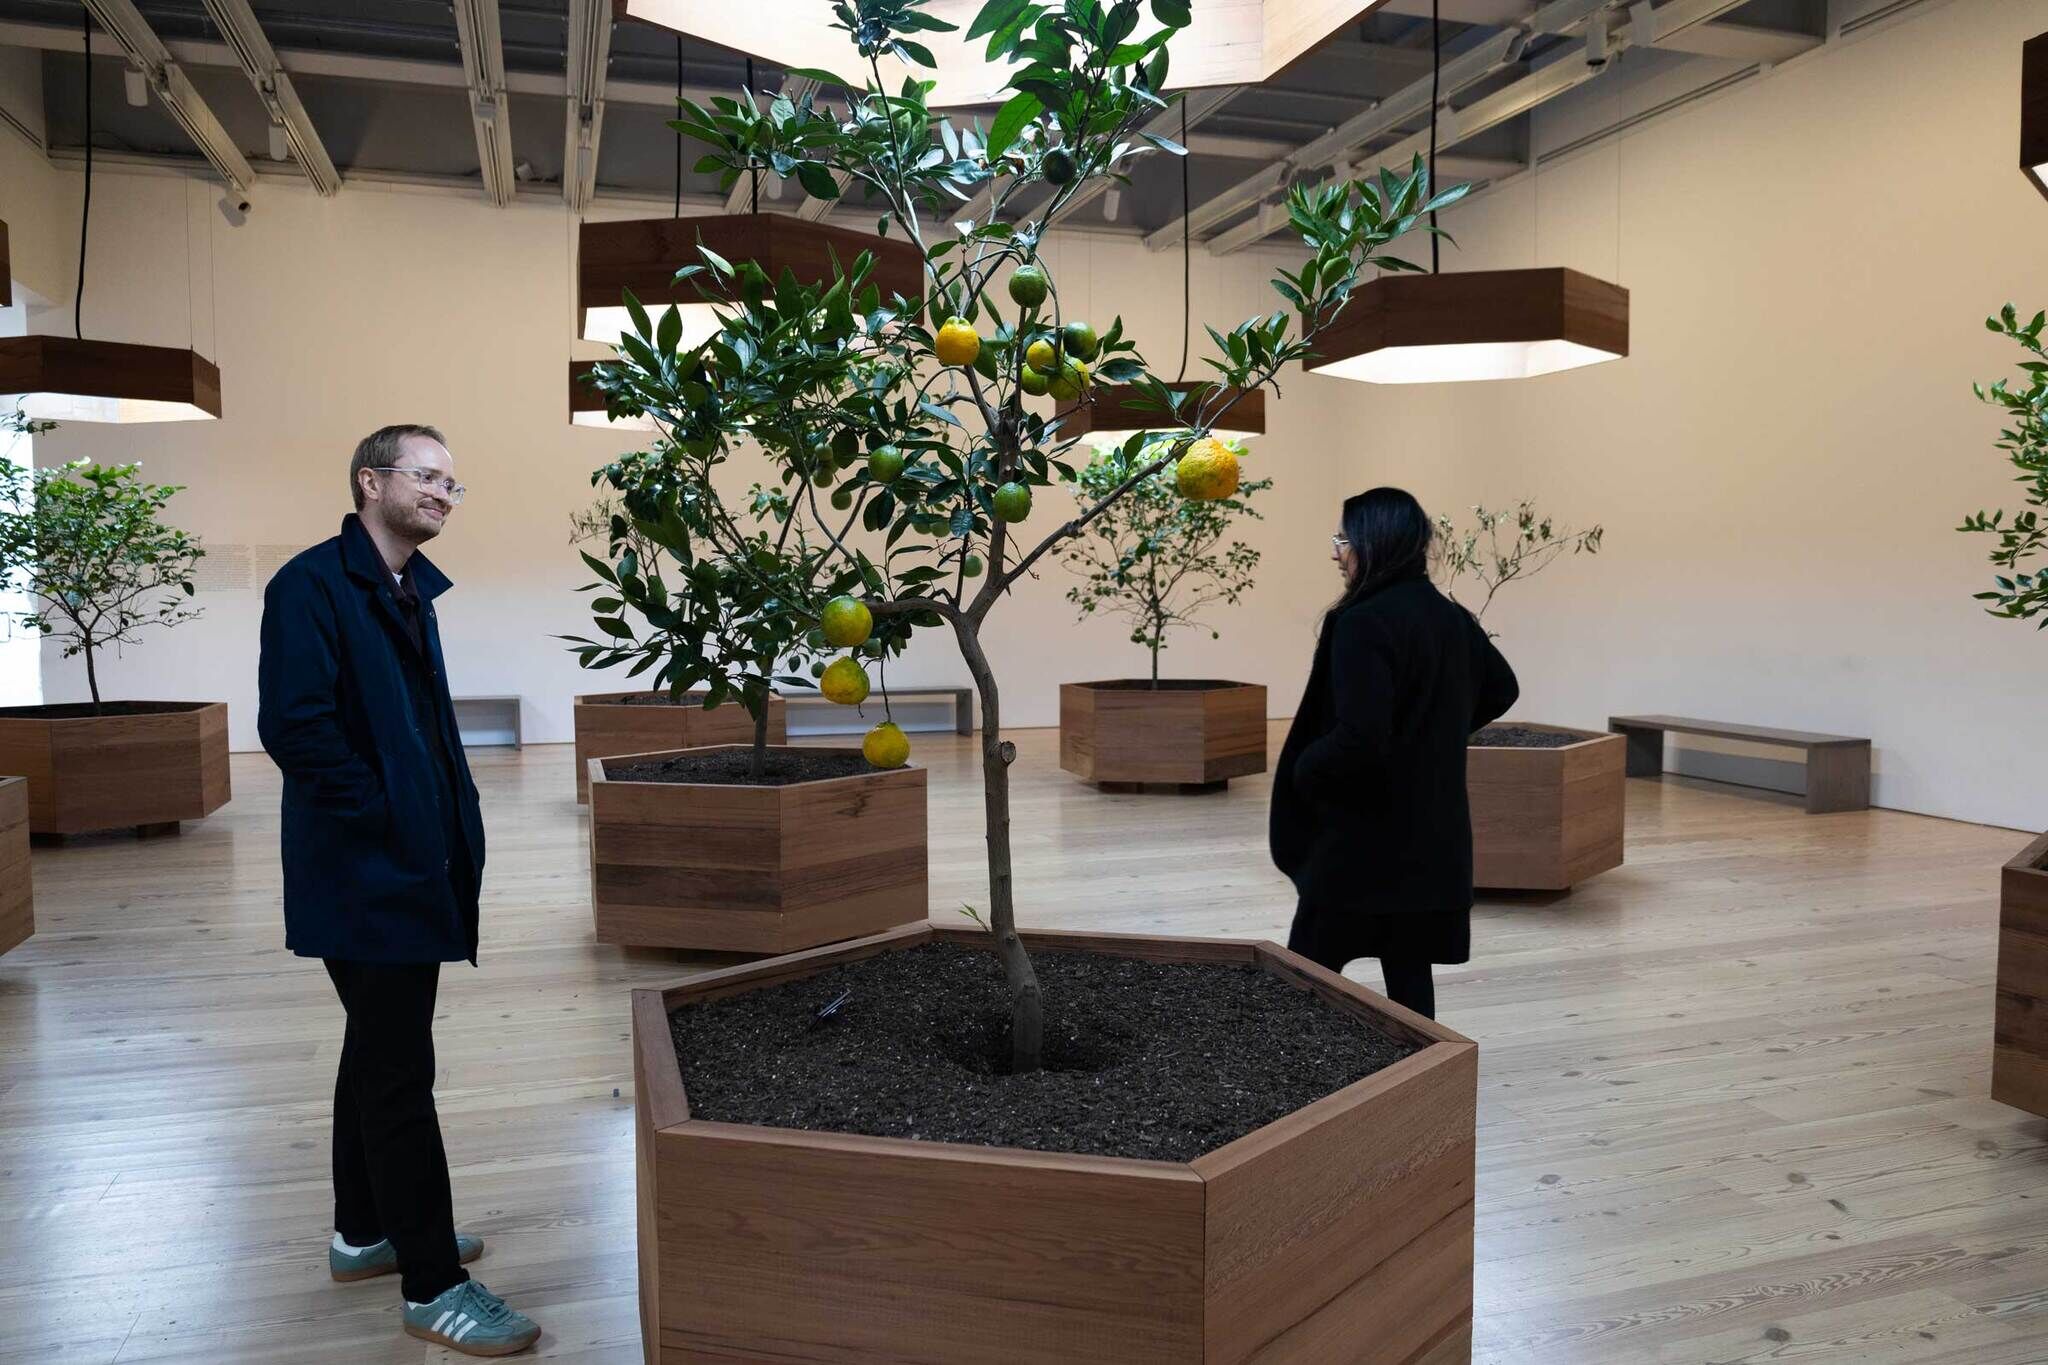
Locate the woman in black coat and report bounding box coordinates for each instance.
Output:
[1270,487,1518,1018]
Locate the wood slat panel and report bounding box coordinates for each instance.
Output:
[0,777,30,956]
[0,702,231,834]
[1469,727,1624,892]
[1060,681,1268,786]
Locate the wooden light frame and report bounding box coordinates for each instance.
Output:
[1306,266,1628,385]
[569,359,658,429]
[578,213,925,346]
[0,336,222,422]
[1059,381,1265,443]
[1,220,12,309]
[2025,31,2048,202]
[615,0,1398,108]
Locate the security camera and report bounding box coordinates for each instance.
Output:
[1585,13,1611,68]
[217,194,251,227]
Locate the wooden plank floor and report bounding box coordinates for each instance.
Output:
[0,725,2043,1363]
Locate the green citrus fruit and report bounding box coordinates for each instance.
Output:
[1019,365,1051,396]
[1043,148,1076,184]
[991,481,1032,523]
[1048,357,1089,401]
[820,656,871,705]
[867,446,906,483]
[1061,319,1099,362]
[862,721,910,769]
[820,595,874,648]
[830,486,854,510]
[935,317,981,368]
[1008,263,1048,309]
[962,553,985,578]
[1025,338,1058,373]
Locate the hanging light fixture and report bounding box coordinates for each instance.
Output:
[0,13,223,422]
[1305,0,1628,385]
[568,359,656,430]
[575,51,921,348]
[2024,30,2048,202]
[1061,101,1267,444]
[1,218,11,308]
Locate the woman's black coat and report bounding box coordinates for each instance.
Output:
[1270,574,1519,921]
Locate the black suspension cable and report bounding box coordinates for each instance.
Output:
[746,57,760,214]
[1429,0,1440,274]
[77,3,92,340]
[1176,98,1189,384]
[673,35,683,217]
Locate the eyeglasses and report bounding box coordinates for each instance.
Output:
[1331,534,1350,551]
[372,466,466,504]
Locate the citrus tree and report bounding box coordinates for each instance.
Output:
[0,425,205,714]
[1060,435,1268,684]
[583,0,1465,1071]
[1958,304,2048,624]
[1434,498,1602,632]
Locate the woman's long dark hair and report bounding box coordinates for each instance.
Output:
[1333,487,1433,613]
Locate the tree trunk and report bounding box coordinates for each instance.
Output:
[952,616,1043,1074]
[1149,634,1161,688]
[83,636,102,715]
[748,688,768,784]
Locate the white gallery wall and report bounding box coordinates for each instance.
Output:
[3,0,2045,832]
[1344,0,2048,832]
[0,135,1351,753]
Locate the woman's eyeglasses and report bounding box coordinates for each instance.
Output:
[1330,534,1350,551]
[373,466,466,505]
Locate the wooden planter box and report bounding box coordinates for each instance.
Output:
[0,702,230,836]
[1468,723,1625,891]
[574,690,787,803]
[0,778,30,957]
[634,923,1476,1363]
[590,745,927,953]
[1059,680,1268,792]
[1994,830,2048,1118]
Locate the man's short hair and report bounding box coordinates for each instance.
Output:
[350,424,447,510]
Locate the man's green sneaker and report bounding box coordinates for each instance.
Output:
[329,1232,483,1283]
[402,1280,540,1356]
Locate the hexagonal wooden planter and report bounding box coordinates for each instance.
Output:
[633,923,1477,1363]
[0,702,230,836]
[1994,829,2048,1119]
[1469,723,1625,892]
[1059,680,1268,792]
[0,777,31,957]
[590,745,927,953]
[573,690,788,803]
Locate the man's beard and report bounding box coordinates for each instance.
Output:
[396,501,446,543]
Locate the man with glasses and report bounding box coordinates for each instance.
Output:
[257,424,540,1355]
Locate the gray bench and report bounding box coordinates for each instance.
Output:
[1607,714,1869,813]
[782,686,973,736]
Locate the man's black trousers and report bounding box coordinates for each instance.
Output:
[325,958,468,1305]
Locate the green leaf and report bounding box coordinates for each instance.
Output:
[985,91,1043,163]
[796,161,842,200]
[1151,0,1191,26]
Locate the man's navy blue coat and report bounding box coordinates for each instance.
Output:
[258,515,485,964]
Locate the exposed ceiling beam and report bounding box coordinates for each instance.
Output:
[77,0,254,194]
[198,0,340,196]
[564,0,611,210]
[451,0,515,206]
[1206,0,1770,255]
[1641,16,1820,64]
[729,75,820,213]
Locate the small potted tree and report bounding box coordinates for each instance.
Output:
[606,3,1479,1357]
[0,413,228,837]
[1057,435,1270,791]
[1437,499,1620,891]
[566,495,785,803]
[1959,303,2048,1119]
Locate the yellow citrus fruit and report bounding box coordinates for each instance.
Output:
[1048,357,1089,401]
[862,721,910,769]
[1175,438,1240,501]
[819,656,871,705]
[935,317,981,368]
[819,596,873,648]
[1025,338,1058,373]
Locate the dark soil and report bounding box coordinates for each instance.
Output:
[669,942,1421,1161]
[1083,679,1249,692]
[600,691,708,707]
[605,747,873,787]
[1471,724,1584,749]
[0,701,210,719]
